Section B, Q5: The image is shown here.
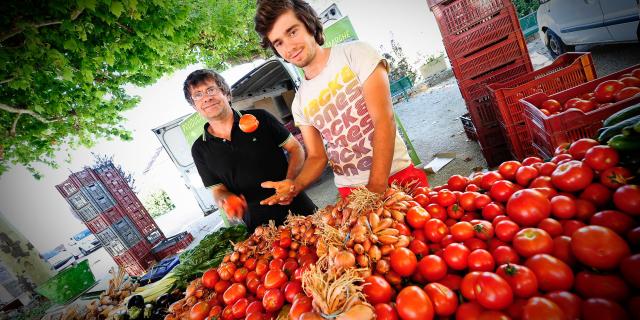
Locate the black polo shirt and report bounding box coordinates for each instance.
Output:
[191,109,316,230]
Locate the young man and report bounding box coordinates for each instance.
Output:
[185,69,316,231]
[254,0,427,204]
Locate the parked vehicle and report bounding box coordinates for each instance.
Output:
[68,229,102,257]
[537,0,640,57]
[138,255,180,285]
[46,249,75,270]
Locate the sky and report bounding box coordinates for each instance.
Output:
[0,0,443,253]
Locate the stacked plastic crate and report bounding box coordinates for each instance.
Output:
[56,164,165,276]
[428,0,533,166]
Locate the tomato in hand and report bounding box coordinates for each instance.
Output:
[395,286,434,320]
[239,113,259,132]
[571,225,630,270]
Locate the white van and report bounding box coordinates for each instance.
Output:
[68,229,102,257]
[537,0,640,57]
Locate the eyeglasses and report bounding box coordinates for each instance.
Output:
[192,86,223,101]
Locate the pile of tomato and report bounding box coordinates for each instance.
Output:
[537,67,640,115]
[168,137,640,320]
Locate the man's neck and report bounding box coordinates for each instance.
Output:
[302,46,330,80]
[207,108,234,140]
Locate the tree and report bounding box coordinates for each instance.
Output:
[0,0,267,177]
[512,0,540,17]
[382,37,417,84]
[142,189,176,218]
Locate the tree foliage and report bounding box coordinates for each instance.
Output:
[142,189,175,218]
[0,0,267,177]
[382,38,417,84]
[512,0,540,17]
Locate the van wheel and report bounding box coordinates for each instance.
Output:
[546,30,574,58]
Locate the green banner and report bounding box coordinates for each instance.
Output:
[323,16,359,48]
[180,112,207,144]
[394,110,422,166]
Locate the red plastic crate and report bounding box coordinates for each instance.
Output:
[500,122,537,160]
[450,31,530,81]
[488,52,597,127]
[443,7,521,61]
[152,232,194,260]
[86,215,110,234]
[113,246,156,277]
[426,0,448,8]
[432,0,511,37]
[481,143,513,167]
[459,58,533,103]
[521,64,640,158]
[476,124,506,149]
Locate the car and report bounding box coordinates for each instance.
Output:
[67,229,103,257]
[537,0,640,57]
[47,250,75,270]
[138,255,180,285]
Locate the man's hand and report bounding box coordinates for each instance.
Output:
[366,182,387,195]
[260,179,297,205]
[218,194,247,221]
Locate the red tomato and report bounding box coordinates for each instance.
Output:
[600,166,632,189]
[483,202,505,221]
[474,194,492,209]
[574,199,597,221]
[222,195,245,219]
[443,243,470,270]
[283,281,303,303]
[262,288,284,312]
[575,271,629,302]
[202,269,220,289]
[424,282,458,316]
[231,298,248,319]
[541,99,562,113]
[406,205,430,229]
[564,97,583,110]
[461,271,481,300]
[447,203,464,219]
[552,235,576,267]
[374,303,399,320]
[426,203,447,221]
[575,99,597,112]
[490,180,519,202]
[239,114,259,132]
[408,239,429,256]
[450,221,474,241]
[481,171,504,190]
[522,297,566,320]
[513,228,553,257]
[263,269,287,289]
[472,220,495,240]
[550,195,576,219]
[363,275,393,305]
[496,264,538,298]
[492,246,520,265]
[522,157,543,166]
[537,218,563,238]
[437,189,457,207]
[561,219,586,236]
[495,220,519,242]
[474,272,514,310]
[515,166,539,187]
[413,193,429,207]
[214,280,230,294]
[539,162,558,176]
[529,176,553,189]
[620,76,640,87]
[289,296,312,320]
[584,146,619,171]
[190,301,210,320]
[458,192,478,211]
[390,248,417,277]
[554,142,571,155]
[544,291,582,320]
[614,86,640,101]
[571,225,631,269]
[424,218,449,243]
[223,283,247,305]
[568,139,600,160]
[525,254,574,292]
[418,255,447,282]
[395,286,434,320]
[594,80,626,103]
[551,160,594,192]
[506,189,551,226]
[620,254,640,288]
[590,210,635,235]
[456,302,484,320]
[447,174,469,191]
[468,249,495,272]
[580,183,612,207]
[613,184,640,215]
[581,298,629,320]
[498,161,522,181]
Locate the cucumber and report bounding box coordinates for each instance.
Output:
[622,125,637,136]
[598,115,640,143]
[635,121,640,133]
[607,134,640,151]
[602,103,640,127]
